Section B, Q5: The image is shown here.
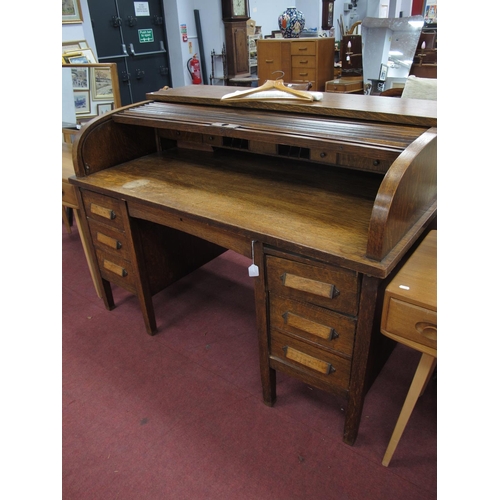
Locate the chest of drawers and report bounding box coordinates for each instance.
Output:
[257,37,335,91]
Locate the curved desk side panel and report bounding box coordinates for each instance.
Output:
[72,102,157,178]
[367,128,437,261]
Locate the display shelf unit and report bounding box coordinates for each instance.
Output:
[210,46,228,85]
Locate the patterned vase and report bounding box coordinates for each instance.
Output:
[278,7,305,38]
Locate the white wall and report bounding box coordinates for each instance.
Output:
[64,0,414,89]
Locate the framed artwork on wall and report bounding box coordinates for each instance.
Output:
[74,91,90,114]
[71,67,89,90]
[97,103,114,115]
[63,0,83,24]
[91,67,114,100]
[379,64,388,81]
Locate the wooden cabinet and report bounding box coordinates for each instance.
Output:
[257,37,335,91]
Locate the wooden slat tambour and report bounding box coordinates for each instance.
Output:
[113,102,426,151]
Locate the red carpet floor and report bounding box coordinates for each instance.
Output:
[62,222,437,499]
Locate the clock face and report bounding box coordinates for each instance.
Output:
[232,0,246,17]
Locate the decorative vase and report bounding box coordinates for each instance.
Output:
[278,7,305,38]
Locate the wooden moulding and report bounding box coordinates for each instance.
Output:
[366,128,437,261]
[72,101,157,178]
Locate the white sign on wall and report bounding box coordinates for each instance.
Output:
[134,2,150,16]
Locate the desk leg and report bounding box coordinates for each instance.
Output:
[343,275,380,445]
[253,241,276,406]
[128,216,157,336]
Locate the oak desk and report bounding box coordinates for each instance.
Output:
[70,86,437,445]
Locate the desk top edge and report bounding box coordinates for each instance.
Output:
[146,86,437,128]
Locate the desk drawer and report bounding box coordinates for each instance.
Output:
[383,297,437,350]
[88,219,131,262]
[269,294,355,356]
[95,248,137,293]
[270,330,351,392]
[82,190,126,231]
[266,255,359,315]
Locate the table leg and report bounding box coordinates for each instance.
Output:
[382,352,436,466]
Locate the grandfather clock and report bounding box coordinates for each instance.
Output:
[221,0,250,79]
[321,0,335,31]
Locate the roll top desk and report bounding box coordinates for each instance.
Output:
[70,86,437,445]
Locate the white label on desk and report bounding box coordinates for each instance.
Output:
[399,285,410,290]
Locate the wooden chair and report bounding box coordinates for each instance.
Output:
[62,142,101,298]
[380,230,437,466]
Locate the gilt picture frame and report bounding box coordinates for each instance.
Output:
[91,67,114,100]
[63,0,83,24]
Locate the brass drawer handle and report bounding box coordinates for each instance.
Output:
[265,59,274,63]
[299,72,309,76]
[415,321,437,341]
[280,273,339,299]
[97,232,122,250]
[90,203,116,220]
[282,312,338,341]
[283,346,334,375]
[103,259,128,277]
[299,60,309,64]
[298,47,308,51]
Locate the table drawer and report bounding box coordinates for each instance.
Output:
[270,330,351,392]
[266,255,359,315]
[88,219,132,262]
[383,297,437,350]
[81,190,126,231]
[269,293,355,356]
[291,55,316,69]
[95,248,137,293]
[290,42,316,56]
[62,181,77,207]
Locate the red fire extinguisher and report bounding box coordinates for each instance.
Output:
[187,54,202,84]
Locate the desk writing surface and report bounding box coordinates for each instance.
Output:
[76,148,385,273]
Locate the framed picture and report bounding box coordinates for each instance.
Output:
[65,53,90,64]
[63,0,83,24]
[74,91,90,114]
[97,103,114,115]
[63,40,91,55]
[71,67,89,90]
[271,30,283,39]
[91,67,114,100]
[379,64,388,81]
[62,48,97,64]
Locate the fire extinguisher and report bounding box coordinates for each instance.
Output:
[187,54,202,84]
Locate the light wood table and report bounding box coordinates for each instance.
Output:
[380,230,437,466]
